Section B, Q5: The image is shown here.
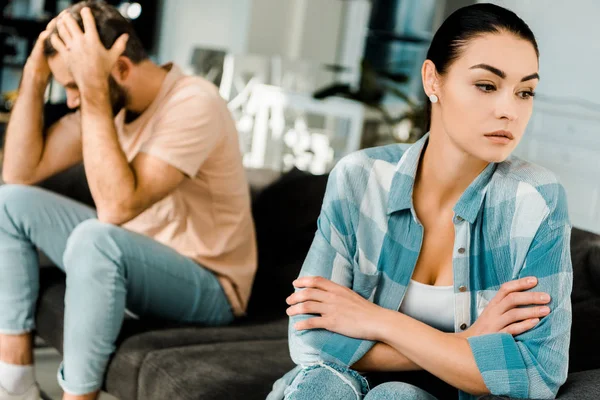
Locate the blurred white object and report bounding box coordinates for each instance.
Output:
[242,84,363,174]
[118,2,142,20]
[393,119,412,142]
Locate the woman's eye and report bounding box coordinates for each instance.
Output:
[518,91,536,100]
[476,84,496,93]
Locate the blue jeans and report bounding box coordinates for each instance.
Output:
[274,363,438,400]
[0,185,234,395]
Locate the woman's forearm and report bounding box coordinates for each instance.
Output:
[352,330,470,373]
[352,342,422,372]
[373,309,489,396]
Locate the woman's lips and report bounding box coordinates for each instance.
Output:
[485,135,512,145]
[484,130,514,145]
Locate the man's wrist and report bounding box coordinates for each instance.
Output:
[22,64,50,89]
[80,79,109,100]
[80,81,111,113]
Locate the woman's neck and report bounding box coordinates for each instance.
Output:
[414,128,489,210]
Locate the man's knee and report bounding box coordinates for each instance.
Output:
[63,219,124,277]
[365,382,437,400]
[0,185,44,230]
[0,184,38,217]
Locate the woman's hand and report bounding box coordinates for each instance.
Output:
[286,276,385,341]
[461,276,551,338]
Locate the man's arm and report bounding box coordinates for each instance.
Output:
[52,9,218,225]
[78,85,184,225]
[2,28,82,185]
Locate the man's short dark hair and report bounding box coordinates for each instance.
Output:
[43,0,148,63]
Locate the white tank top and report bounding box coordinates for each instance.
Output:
[399,279,455,332]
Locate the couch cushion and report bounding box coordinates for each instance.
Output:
[569,228,600,373]
[35,267,289,400]
[247,169,329,319]
[36,163,95,208]
[556,368,600,399]
[136,339,294,400]
[477,369,600,400]
[137,350,600,400]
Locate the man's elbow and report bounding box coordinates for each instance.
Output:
[96,205,137,226]
[1,170,36,186]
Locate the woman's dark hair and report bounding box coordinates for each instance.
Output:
[424,3,538,131]
[43,0,147,63]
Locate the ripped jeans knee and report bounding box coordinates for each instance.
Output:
[284,361,370,400]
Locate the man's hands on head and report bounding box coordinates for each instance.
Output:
[50,7,129,94]
[24,17,59,81]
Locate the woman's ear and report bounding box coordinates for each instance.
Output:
[111,57,132,84]
[421,60,440,99]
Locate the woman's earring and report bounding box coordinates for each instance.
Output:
[429,94,439,103]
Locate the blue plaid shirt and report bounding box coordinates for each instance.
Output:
[271,133,572,400]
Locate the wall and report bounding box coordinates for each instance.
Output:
[155,0,252,69]
[443,0,474,18]
[246,0,343,64]
[156,0,348,68]
[480,0,600,233]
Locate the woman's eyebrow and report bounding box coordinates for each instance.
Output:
[521,72,540,82]
[469,63,540,81]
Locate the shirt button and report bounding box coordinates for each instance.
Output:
[456,216,464,222]
[458,247,466,254]
[460,323,468,330]
[459,285,467,292]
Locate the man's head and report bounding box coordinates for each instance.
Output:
[43,1,148,112]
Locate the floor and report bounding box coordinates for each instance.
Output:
[35,347,117,400]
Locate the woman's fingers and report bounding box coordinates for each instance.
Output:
[286,300,326,317]
[294,316,326,331]
[286,288,331,305]
[489,276,538,306]
[498,291,551,314]
[501,305,550,327]
[293,276,348,295]
[501,318,540,336]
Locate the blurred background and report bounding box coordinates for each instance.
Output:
[2,1,600,398]
[1,0,599,235]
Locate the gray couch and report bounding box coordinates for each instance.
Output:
[29,164,600,400]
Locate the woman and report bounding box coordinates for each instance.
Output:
[268,3,572,400]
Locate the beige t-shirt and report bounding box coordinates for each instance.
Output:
[56,64,257,316]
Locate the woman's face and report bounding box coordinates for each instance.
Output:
[434,32,539,163]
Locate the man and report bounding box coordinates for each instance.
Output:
[0,2,257,399]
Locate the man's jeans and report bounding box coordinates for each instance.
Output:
[0,185,234,395]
